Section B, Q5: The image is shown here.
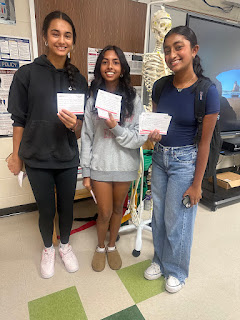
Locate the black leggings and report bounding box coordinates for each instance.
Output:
[25,165,78,247]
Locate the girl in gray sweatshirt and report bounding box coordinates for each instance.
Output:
[81,45,147,272]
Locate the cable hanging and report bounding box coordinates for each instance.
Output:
[201,0,234,13]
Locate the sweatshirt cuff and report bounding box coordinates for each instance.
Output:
[82,167,90,177]
[110,124,124,137]
[11,115,26,127]
[12,122,25,128]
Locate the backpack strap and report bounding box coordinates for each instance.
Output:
[194,78,214,143]
[152,75,174,105]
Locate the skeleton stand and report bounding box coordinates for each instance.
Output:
[119,1,176,256]
[119,148,152,257]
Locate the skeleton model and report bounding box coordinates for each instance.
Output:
[142,6,172,112]
[119,8,172,257]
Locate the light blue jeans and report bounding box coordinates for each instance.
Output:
[151,143,198,283]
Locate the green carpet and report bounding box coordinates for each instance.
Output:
[102,305,145,320]
[28,286,87,320]
[116,260,165,304]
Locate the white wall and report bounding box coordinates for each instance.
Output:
[0,0,32,38]
[0,0,35,210]
[168,0,240,21]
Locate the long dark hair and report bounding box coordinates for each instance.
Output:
[90,45,136,124]
[164,25,205,78]
[42,11,78,89]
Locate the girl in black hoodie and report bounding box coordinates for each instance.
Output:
[7,11,88,279]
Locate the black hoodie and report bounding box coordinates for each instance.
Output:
[8,55,88,169]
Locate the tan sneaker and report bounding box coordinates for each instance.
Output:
[106,247,122,270]
[92,247,106,272]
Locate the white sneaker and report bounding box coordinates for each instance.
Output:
[59,244,79,273]
[144,262,162,280]
[165,276,185,293]
[41,247,55,279]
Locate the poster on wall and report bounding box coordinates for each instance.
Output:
[0,36,31,61]
[0,35,32,136]
[124,52,143,75]
[0,0,16,25]
[87,47,143,86]
[87,47,102,86]
[0,60,18,136]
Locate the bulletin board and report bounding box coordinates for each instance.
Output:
[0,35,32,136]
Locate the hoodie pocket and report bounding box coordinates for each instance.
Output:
[19,120,77,162]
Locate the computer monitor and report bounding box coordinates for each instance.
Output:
[187,14,240,135]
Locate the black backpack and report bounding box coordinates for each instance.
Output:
[152,75,222,178]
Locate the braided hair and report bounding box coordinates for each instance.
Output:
[42,11,78,89]
[90,45,136,125]
[64,57,78,90]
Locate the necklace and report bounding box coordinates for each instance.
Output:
[174,75,195,92]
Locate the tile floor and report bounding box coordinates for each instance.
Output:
[0,198,240,320]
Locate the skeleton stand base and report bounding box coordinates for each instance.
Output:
[118,148,152,257]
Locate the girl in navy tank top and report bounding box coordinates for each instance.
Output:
[144,26,220,293]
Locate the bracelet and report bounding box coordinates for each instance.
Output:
[70,121,78,132]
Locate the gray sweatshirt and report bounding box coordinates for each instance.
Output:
[80,94,147,181]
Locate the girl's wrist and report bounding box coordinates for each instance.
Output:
[70,120,78,132]
[192,180,202,189]
[12,153,20,159]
